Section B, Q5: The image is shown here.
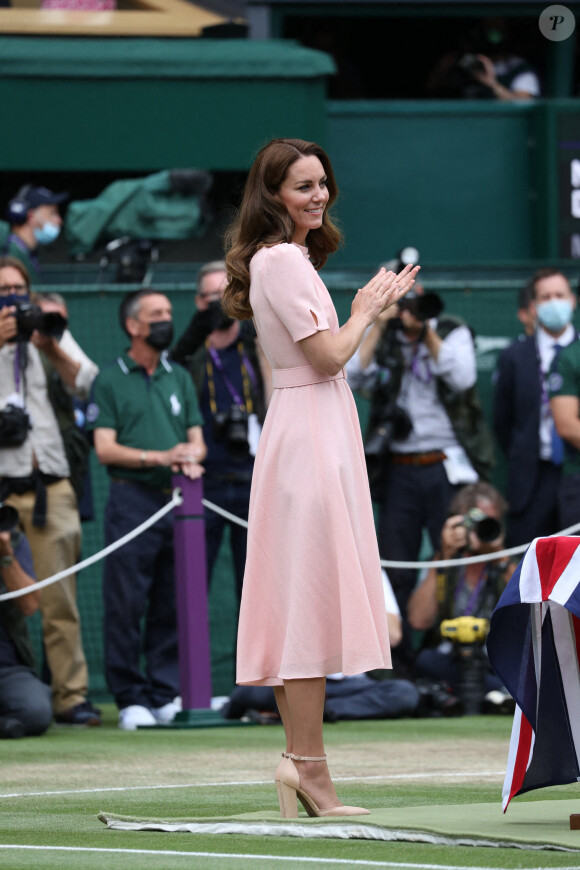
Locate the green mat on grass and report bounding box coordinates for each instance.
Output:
[99,799,580,851]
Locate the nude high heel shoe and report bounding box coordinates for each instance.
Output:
[274,753,369,818]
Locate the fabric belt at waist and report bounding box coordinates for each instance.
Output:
[390,450,447,467]
[272,365,346,389]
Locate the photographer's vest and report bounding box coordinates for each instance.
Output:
[367,315,494,479]
[40,354,90,502]
[436,560,508,623]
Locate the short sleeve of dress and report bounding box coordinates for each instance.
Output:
[258,244,330,342]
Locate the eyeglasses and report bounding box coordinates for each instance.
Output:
[0,284,27,294]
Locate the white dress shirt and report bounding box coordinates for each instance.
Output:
[346,320,477,453]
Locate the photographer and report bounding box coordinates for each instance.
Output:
[171,261,271,603]
[408,482,515,714]
[0,257,101,727]
[347,257,493,648]
[88,288,206,730]
[0,503,52,738]
[426,19,540,101]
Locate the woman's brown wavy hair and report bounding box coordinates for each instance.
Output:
[223,138,342,320]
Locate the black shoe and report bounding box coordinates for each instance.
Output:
[415,678,464,718]
[54,701,102,726]
[0,716,25,739]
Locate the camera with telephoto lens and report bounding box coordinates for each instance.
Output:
[11,299,68,343]
[458,53,486,77]
[364,400,413,458]
[397,288,444,323]
[461,507,502,543]
[0,403,32,447]
[212,404,249,458]
[0,503,19,533]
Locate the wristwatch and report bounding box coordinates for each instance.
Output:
[0,553,14,568]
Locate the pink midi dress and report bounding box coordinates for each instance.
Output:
[236,242,391,686]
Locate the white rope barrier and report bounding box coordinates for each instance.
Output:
[201,499,580,571]
[379,520,580,569]
[201,498,248,528]
[2,488,580,603]
[0,489,183,603]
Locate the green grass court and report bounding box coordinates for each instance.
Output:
[3,709,580,869]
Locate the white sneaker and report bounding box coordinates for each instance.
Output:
[482,690,516,715]
[118,705,157,730]
[152,696,182,724]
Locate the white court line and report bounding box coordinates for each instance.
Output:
[0,770,505,800]
[0,846,573,870]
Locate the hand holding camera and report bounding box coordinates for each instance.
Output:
[0,298,67,345]
[0,308,17,348]
[440,514,469,559]
[441,508,503,558]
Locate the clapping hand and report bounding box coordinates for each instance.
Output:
[352,263,420,326]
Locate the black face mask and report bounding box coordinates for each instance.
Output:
[207,299,235,332]
[145,320,174,351]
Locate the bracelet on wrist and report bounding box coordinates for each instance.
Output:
[140,450,148,468]
[0,553,15,568]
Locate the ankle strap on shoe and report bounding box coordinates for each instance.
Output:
[286,752,327,762]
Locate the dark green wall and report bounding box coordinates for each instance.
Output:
[0,37,334,172]
[327,101,536,267]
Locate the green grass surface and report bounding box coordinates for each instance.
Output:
[2,708,580,869]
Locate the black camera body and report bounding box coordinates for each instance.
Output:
[212,404,249,458]
[0,403,32,447]
[364,331,414,464]
[458,53,486,77]
[364,401,413,458]
[461,507,501,543]
[11,300,67,343]
[397,290,444,323]
[0,502,19,533]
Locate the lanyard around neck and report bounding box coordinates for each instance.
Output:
[206,341,254,417]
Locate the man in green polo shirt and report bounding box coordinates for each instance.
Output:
[88,288,206,731]
[550,338,580,532]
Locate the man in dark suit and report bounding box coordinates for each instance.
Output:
[493,269,578,547]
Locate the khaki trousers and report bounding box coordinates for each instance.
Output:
[6,479,89,714]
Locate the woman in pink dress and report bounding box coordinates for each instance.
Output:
[223,138,418,818]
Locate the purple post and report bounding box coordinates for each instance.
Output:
[172,474,212,710]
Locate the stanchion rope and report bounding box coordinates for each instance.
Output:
[2,492,580,602]
[0,488,183,602]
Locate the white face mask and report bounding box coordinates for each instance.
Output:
[537,299,573,333]
[33,220,60,246]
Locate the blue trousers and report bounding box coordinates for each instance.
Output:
[222,676,419,721]
[203,477,251,602]
[377,461,458,616]
[0,664,52,736]
[103,481,179,710]
[506,461,562,547]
